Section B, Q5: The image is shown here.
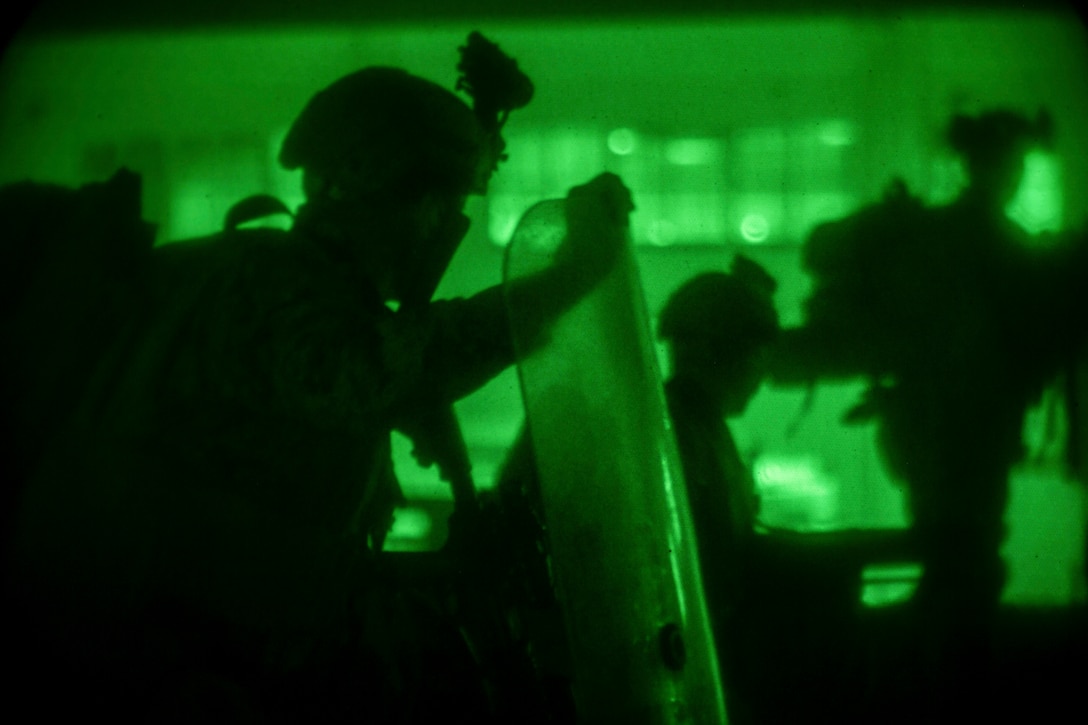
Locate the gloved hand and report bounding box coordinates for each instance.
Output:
[556,172,635,285]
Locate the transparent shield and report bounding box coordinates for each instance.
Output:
[503,199,727,724]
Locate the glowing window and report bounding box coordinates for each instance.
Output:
[489,121,855,247]
[162,137,271,241]
[730,193,784,244]
[740,213,770,243]
[1006,150,1063,236]
[753,454,840,532]
[860,563,923,608]
[816,119,857,147]
[664,138,722,166]
[608,127,639,156]
[382,507,434,552]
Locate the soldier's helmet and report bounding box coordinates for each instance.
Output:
[947,108,1053,185]
[659,255,780,357]
[279,32,533,203]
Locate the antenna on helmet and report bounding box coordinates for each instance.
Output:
[455,32,534,169]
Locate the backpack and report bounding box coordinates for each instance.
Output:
[1,168,156,545]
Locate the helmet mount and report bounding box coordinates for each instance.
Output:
[279,32,533,203]
[455,31,535,191]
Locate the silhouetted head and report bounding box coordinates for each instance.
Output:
[280,32,532,305]
[659,256,779,416]
[948,108,1053,209]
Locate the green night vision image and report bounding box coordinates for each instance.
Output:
[2,2,1087,724]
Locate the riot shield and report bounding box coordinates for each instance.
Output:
[503,199,727,723]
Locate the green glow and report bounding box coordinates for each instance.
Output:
[732,380,911,532]
[659,454,699,634]
[733,127,786,191]
[645,217,680,246]
[489,194,539,247]
[730,194,784,243]
[382,507,434,552]
[1002,460,1088,606]
[607,127,638,156]
[668,539,689,625]
[490,126,606,246]
[928,154,968,205]
[489,119,863,247]
[1005,150,1063,236]
[793,192,855,231]
[754,456,821,489]
[664,138,721,166]
[170,180,223,238]
[740,213,770,243]
[753,454,839,532]
[390,430,454,500]
[860,563,923,608]
[816,119,857,147]
[491,128,736,246]
[551,127,607,185]
[2,16,1084,607]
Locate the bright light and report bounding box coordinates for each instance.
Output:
[1006,150,1063,236]
[488,194,536,247]
[753,454,838,531]
[607,127,638,156]
[384,510,436,552]
[740,213,770,243]
[816,119,856,147]
[755,457,821,491]
[860,563,923,608]
[664,138,721,165]
[645,218,680,246]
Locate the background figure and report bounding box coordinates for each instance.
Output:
[657,255,779,724]
[777,108,1088,703]
[3,33,632,723]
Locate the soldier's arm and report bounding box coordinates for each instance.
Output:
[405,173,634,406]
[225,175,630,432]
[768,326,880,385]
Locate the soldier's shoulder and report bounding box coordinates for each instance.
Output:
[803,178,930,267]
[153,226,302,268]
[148,228,331,310]
[160,225,293,249]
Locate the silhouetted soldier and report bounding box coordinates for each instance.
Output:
[775,108,1088,708]
[3,32,632,723]
[657,255,779,725]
